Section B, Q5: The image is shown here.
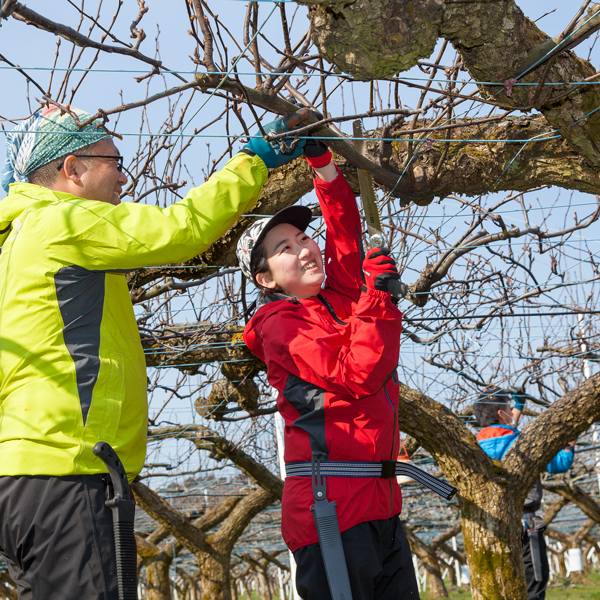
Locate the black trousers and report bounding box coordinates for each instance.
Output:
[522,528,549,600]
[294,516,420,600]
[0,474,120,600]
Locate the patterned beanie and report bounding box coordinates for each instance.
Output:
[2,105,111,193]
[236,205,313,282]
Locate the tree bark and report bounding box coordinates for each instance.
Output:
[0,573,17,600]
[458,487,526,600]
[303,0,600,173]
[404,524,449,598]
[136,533,173,600]
[198,553,232,600]
[543,481,600,523]
[133,480,276,600]
[146,550,173,600]
[397,382,527,599]
[395,374,600,600]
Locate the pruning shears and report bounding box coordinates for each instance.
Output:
[353,120,407,299]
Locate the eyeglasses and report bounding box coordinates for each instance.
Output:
[57,154,124,172]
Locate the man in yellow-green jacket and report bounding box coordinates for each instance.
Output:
[0,105,304,600]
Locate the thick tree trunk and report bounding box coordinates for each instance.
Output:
[258,569,272,600]
[422,553,449,598]
[396,383,527,599]
[133,480,275,600]
[146,553,173,600]
[198,553,231,600]
[243,577,253,599]
[404,524,449,599]
[0,573,17,600]
[459,485,526,600]
[395,376,600,600]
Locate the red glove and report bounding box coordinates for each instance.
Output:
[363,248,400,292]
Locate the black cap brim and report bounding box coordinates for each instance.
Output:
[253,204,313,251]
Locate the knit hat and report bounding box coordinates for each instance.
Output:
[236,205,313,282]
[2,105,111,193]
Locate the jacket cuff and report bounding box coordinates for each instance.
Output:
[235,151,268,182]
[305,149,333,168]
[361,285,393,302]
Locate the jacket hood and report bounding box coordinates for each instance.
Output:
[244,295,293,362]
[0,183,57,247]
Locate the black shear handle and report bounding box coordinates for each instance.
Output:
[388,279,408,299]
[93,441,133,502]
[94,441,137,600]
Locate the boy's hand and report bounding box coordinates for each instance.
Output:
[304,138,332,168]
[363,248,400,293]
[243,117,306,169]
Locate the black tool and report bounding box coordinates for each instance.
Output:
[524,514,544,581]
[353,121,408,299]
[93,441,137,600]
[311,453,353,600]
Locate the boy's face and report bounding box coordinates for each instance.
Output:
[257,222,325,298]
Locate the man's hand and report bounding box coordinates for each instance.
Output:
[243,116,306,169]
[363,248,400,293]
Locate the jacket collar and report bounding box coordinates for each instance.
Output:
[493,424,519,433]
[257,291,293,309]
[0,183,81,247]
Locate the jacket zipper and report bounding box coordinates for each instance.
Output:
[317,294,348,326]
[384,371,398,517]
[318,292,397,515]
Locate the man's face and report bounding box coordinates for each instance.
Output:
[260,222,325,298]
[76,138,127,205]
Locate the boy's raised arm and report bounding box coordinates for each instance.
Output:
[304,141,365,300]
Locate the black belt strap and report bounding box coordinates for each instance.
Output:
[310,453,353,600]
[287,459,457,500]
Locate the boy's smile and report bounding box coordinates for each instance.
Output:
[256,222,325,298]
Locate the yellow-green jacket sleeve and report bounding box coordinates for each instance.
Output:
[35,152,268,269]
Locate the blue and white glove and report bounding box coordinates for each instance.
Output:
[243,117,306,169]
[511,391,526,412]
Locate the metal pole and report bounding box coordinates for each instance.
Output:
[452,537,461,586]
[578,314,592,379]
[278,567,285,600]
[172,539,178,600]
[593,426,600,496]
[273,388,302,600]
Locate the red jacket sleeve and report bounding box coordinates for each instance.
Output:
[261,288,402,399]
[314,169,364,301]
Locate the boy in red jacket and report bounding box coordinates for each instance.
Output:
[236,140,419,600]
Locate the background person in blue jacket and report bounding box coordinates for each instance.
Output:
[472,388,575,600]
